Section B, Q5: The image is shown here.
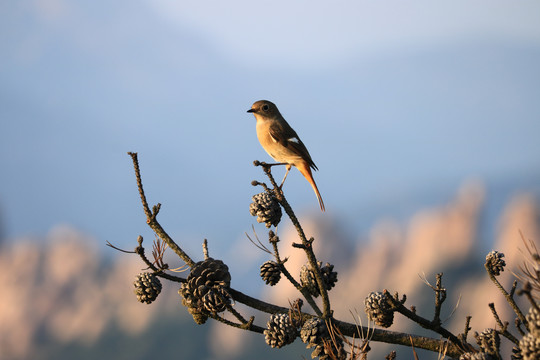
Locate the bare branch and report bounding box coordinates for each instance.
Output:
[202,239,209,260]
[488,303,519,345]
[485,262,527,324]
[128,152,196,268]
[134,235,186,283]
[255,161,332,319]
[106,240,136,254]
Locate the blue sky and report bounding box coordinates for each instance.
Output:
[1,1,539,253]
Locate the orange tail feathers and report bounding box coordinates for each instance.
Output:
[296,162,325,212]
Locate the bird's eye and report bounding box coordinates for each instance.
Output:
[262,104,270,112]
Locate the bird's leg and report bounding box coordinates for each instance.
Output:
[279,165,292,189]
[256,161,290,189]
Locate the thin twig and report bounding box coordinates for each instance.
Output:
[384,289,473,353]
[515,318,526,336]
[106,240,136,254]
[128,152,196,268]
[219,292,251,326]
[459,316,472,342]
[203,239,209,260]
[433,273,447,326]
[268,230,323,317]
[485,262,527,324]
[209,312,264,333]
[442,294,461,324]
[135,235,186,283]
[488,303,519,344]
[246,226,272,254]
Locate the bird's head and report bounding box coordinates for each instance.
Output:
[247,100,280,119]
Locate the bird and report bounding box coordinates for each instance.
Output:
[247,100,325,212]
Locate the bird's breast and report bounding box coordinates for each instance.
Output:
[256,120,301,165]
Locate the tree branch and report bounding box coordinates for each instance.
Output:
[121,153,526,359]
[485,263,527,325]
[256,161,332,319]
[128,152,196,268]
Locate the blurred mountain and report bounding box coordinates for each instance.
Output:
[1,183,538,359]
[1,32,539,253]
[260,182,539,358]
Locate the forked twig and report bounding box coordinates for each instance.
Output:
[106,240,136,254]
[246,226,272,254]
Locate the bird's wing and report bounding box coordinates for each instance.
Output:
[268,121,318,171]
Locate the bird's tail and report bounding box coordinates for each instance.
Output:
[297,162,325,212]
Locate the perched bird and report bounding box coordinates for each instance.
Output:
[247,100,325,212]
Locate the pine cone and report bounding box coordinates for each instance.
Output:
[485,250,506,276]
[526,305,540,336]
[301,317,328,347]
[181,295,208,324]
[201,286,231,313]
[300,317,345,360]
[364,291,394,328]
[249,192,282,228]
[133,272,162,304]
[260,260,281,286]
[321,263,338,290]
[475,328,500,356]
[180,258,231,314]
[459,353,495,360]
[300,264,319,297]
[312,338,346,360]
[519,333,540,360]
[512,345,524,360]
[300,262,338,297]
[264,313,298,348]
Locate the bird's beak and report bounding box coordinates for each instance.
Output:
[247,108,255,113]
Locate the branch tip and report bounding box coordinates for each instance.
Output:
[203,239,209,260]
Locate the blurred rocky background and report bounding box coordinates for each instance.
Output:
[2,1,540,359]
[1,182,538,359]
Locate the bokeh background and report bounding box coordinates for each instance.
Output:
[1,1,539,359]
